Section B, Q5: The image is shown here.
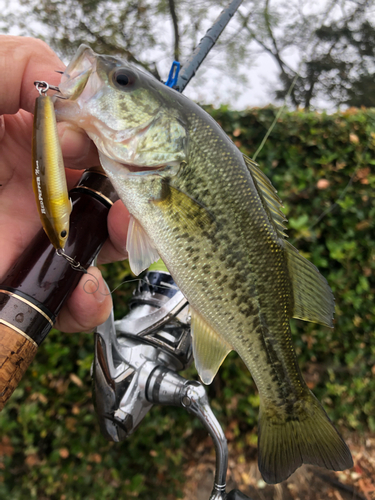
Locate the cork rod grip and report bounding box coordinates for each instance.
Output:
[0,323,37,410]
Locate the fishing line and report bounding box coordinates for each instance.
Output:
[82,276,180,297]
[252,0,339,162]
[55,249,107,296]
[252,73,299,162]
[56,241,179,298]
[56,249,179,297]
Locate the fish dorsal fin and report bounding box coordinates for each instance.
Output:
[190,308,232,385]
[243,155,288,238]
[126,215,160,275]
[243,155,334,326]
[285,240,335,327]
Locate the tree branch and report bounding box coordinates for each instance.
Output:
[264,0,288,77]
[168,0,180,61]
[238,10,296,76]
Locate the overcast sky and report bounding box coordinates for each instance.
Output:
[0,0,359,111]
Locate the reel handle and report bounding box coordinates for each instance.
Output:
[0,168,118,410]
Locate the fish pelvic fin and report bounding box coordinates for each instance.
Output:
[190,308,232,385]
[285,241,335,327]
[258,393,353,484]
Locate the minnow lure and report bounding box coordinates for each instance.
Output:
[32,82,71,250]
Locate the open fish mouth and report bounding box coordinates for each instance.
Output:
[58,45,96,100]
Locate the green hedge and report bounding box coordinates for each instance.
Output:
[0,107,374,499]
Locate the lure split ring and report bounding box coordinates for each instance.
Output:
[34,80,67,99]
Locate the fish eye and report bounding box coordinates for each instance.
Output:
[116,73,129,86]
[60,230,67,238]
[112,69,136,90]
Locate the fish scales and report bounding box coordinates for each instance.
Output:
[55,45,353,484]
[167,108,303,407]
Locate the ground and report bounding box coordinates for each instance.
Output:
[181,431,375,500]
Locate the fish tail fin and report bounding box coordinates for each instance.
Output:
[258,393,353,484]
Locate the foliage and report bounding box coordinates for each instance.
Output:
[0,107,374,498]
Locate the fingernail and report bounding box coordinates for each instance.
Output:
[84,275,106,303]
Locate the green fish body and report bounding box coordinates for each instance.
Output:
[55,46,353,483]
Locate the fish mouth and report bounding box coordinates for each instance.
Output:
[114,161,177,176]
[122,164,165,173]
[58,45,97,99]
[98,150,179,179]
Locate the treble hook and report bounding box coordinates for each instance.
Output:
[34,80,68,99]
[56,249,87,273]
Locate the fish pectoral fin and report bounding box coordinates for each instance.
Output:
[258,394,353,484]
[152,182,215,231]
[190,308,232,385]
[285,240,335,327]
[126,215,160,275]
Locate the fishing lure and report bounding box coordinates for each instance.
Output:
[32,81,71,250]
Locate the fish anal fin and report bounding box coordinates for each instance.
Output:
[190,308,232,385]
[258,393,353,484]
[285,241,335,327]
[126,215,159,275]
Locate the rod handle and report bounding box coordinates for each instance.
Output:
[0,168,119,411]
[0,323,38,410]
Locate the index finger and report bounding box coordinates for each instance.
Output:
[0,35,65,115]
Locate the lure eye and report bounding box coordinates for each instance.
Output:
[60,230,67,238]
[112,69,137,90]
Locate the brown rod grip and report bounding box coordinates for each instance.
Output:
[0,168,119,411]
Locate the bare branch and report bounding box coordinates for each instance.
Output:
[168,0,180,61]
[264,0,289,78]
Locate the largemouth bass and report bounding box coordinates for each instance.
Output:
[32,94,71,249]
[55,45,353,483]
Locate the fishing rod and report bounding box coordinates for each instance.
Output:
[175,0,243,92]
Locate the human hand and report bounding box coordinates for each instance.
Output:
[0,35,129,333]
